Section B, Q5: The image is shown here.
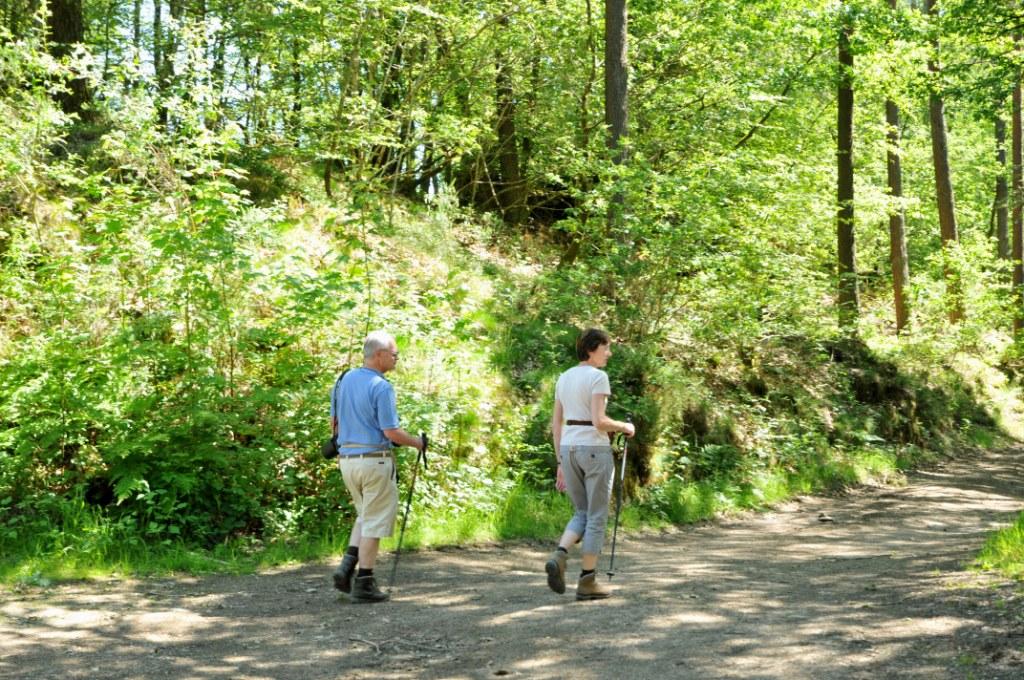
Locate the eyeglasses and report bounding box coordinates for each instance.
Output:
[381,350,399,359]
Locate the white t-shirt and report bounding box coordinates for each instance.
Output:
[555,365,612,447]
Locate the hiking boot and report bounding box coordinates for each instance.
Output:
[576,572,611,601]
[332,553,358,593]
[545,549,567,594]
[351,575,390,603]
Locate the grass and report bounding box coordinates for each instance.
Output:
[0,516,350,583]
[0,431,998,587]
[0,481,575,584]
[624,444,913,528]
[975,511,1024,580]
[383,482,574,551]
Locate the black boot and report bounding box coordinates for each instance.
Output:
[351,575,390,603]
[332,553,358,593]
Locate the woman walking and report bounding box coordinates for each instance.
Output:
[545,328,635,600]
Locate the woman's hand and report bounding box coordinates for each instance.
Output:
[623,422,636,438]
[555,464,566,492]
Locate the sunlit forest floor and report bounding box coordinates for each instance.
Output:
[3,443,1023,679]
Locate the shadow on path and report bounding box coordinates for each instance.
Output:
[2,448,1024,679]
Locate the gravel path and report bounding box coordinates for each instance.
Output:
[3,446,1024,679]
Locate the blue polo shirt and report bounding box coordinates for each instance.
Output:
[329,367,399,455]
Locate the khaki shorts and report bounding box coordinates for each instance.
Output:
[338,456,399,538]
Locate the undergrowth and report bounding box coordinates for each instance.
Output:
[976,513,1024,580]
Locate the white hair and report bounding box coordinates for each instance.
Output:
[363,331,395,358]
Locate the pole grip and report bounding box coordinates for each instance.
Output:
[620,439,628,480]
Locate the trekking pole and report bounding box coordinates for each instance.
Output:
[389,432,428,591]
[607,424,631,581]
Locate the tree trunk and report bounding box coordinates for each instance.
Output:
[837,8,858,327]
[212,29,226,109]
[886,98,910,334]
[153,0,162,78]
[154,0,183,126]
[605,0,628,163]
[291,39,302,147]
[132,0,141,57]
[101,0,113,82]
[368,24,405,177]
[495,29,527,225]
[997,115,1010,260]
[605,0,628,232]
[581,0,598,152]
[1013,53,1023,334]
[46,0,89,117]
[924,0,962,323]
[154,0,164,124]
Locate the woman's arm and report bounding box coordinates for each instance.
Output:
[591,393,635,437]
[551,399,566,492]
[551,399,563,451]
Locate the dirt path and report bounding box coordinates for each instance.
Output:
[3,447,1024,680]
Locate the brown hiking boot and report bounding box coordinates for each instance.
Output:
[545,549,567,594]
[576,572,611,601]
[332,552,358,593]
[351,575,390,603]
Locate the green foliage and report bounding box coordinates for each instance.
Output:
[976,511,1024,580]
[0,0,1019,580]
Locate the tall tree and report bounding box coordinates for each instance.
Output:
[605,0,628,230]
[997,114,1010,260]
[153,0,163,121]
[495,14,527,225]
[837,2,858,327]
[132,0,141,57]
[886,97,910,333]
[886,0,910,334]
[1013,40,1023,334]
[924,0,962,323]
[46,0,89,117]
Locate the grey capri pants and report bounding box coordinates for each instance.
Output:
[560,444,615,554]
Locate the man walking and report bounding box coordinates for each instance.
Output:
[331,331,425,603]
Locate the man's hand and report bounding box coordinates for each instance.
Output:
[555,464,566,493]
[623,422,636,438]
[384,427,427,451]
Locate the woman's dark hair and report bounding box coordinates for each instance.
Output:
[576,328,611,361]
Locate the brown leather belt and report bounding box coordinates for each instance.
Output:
[338,444,393,459]
[338,450,393,459]
[565,420,593,426]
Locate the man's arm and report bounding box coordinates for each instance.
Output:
[383,428,425,451]
[376,382,422,450]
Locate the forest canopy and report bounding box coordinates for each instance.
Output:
[0,0,1021,573]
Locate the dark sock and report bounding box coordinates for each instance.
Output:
[357,568,374,577]
[345,545,359,558]
[580,569,595,577]
[556,546,568,554]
